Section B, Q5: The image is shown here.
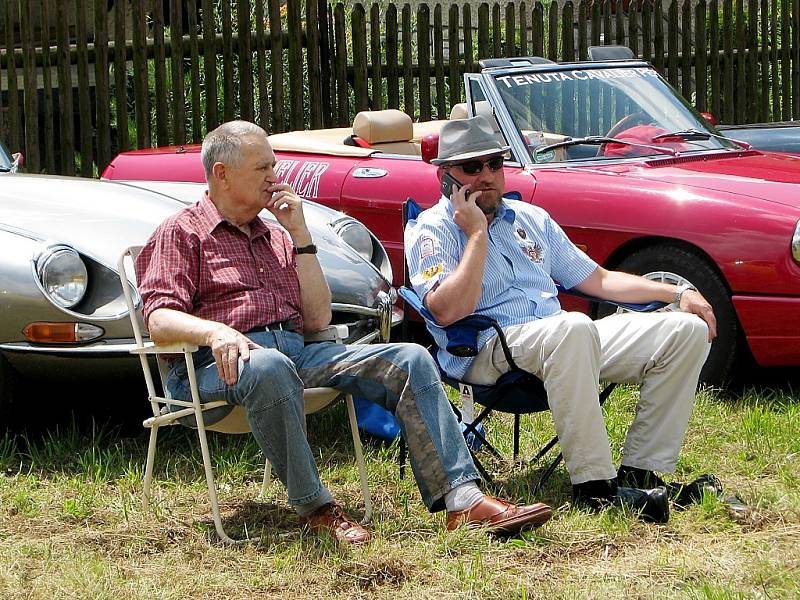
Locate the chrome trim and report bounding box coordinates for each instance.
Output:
[792,219,800,264]
[352,167,388,178]
[0,339,139,355]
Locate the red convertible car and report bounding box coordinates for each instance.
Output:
[103,56,800,387]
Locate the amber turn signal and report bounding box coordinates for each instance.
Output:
[22,322,104,343]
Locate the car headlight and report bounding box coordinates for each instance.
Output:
[793,219,800,264]
[333,219,374,262]
[36,246,88,309]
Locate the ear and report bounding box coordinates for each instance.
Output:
[211,161,227,186]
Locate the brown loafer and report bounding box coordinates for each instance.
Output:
[446,495,553,534]
[300,502,371,545]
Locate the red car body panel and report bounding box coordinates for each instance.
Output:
[103,141,800,370]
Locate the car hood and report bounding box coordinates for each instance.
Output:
[577,151,800,211]
[0,175,390,308]
[0,174,182,256]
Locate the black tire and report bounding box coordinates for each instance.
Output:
[598,244,740,387]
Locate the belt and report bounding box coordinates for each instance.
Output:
[247,319,296,333]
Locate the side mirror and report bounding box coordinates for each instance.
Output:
[700,112,718,127]
[421,134,439,164]
[11,152,24,172]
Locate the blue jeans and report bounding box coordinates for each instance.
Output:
[166,330,480,512]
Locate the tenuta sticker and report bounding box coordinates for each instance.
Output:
[497,68,659,88]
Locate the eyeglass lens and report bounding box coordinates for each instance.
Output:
[458,156,505,175]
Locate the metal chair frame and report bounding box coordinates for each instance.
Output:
[118,246,372,544]
[400,197,664,492]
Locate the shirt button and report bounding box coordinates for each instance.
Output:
[259,268,264,272]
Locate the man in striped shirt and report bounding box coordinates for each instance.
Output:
[406,116,719,523]
[136,120,554,545]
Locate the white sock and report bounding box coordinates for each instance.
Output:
[444,481,484,512]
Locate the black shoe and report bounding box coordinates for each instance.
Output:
[618,466,723,507]
[666,474,724,506]
[573,479,669,524]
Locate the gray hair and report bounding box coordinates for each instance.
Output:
[200,120,268,179]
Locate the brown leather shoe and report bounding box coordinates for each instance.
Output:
[446,496,553,534]
[300,502,371,545]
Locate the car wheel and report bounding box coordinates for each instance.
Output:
[598,245,739,387]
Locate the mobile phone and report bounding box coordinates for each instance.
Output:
[440,172,463,198]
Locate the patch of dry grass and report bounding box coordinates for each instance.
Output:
[0,386,798,599]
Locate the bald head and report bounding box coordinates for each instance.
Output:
[200,120,269,180]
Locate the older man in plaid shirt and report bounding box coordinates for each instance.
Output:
[135,120,553,545]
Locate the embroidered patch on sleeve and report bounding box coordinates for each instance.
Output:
[420,236,435,259]
[422,262,443,280]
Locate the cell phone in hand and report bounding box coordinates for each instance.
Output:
[440,172,463,198]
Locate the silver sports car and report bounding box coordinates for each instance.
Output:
[0,173,398,421]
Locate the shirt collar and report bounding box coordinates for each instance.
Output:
[198,192,269,238]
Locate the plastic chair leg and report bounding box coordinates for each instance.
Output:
[195,422,259,545]
[142,424,160,509]
[345,394,372,524]
[260,459,272,498]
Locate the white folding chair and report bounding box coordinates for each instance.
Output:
[118,246,372,544]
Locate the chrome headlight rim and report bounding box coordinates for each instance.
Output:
[330,218,375,262]
[34,244,88,309]
[792,219,800,264]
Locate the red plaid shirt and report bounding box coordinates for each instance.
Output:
[136,193,303,333]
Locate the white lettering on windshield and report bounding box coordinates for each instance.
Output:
[498,68,658,88]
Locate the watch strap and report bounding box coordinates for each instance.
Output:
[674,283,697,304]
[293,243,318,255]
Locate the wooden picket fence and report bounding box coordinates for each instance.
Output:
[0,0,798,176]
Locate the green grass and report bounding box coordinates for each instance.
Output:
[0,385,798,599]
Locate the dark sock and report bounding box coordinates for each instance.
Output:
[572,478,618,504]
[617,465,666,489]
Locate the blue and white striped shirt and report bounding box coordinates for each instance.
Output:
[405,196,598,379]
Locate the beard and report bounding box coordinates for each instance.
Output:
[476,191,502,216]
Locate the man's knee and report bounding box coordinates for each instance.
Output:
[544,312,600,355]
[238,348,303,409]
[671,313,710,355]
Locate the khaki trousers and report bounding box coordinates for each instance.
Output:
[464,311,711,484]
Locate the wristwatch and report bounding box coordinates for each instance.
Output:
[293,243,318,255]
[674,283,697,304]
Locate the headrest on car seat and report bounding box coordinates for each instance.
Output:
[475,101,501,133]
[353,109,414,144]
[450,103,469,120]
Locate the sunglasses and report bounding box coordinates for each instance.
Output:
[451,155,505,175]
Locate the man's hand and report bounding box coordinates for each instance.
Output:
[207,325,262,385]
[266,183,308,238]
[679,289,717,342]
[450,183,487,238]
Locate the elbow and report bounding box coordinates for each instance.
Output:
[428,303,470,327]
[304,308,332,333]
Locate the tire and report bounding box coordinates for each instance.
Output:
[597,245,740,387]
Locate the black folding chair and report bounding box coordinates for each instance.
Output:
[400,197,665,493]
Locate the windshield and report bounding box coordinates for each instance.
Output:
[0,142,12,171]
[493,65,738,163]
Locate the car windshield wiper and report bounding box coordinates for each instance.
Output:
[653,127,751,150]
[651,128,711,141]
[532,136,677,162]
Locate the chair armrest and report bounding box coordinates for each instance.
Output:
[130,341,200,355]
[304,324,349,343]
[399,286,498,357]
[555,284,668,312]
